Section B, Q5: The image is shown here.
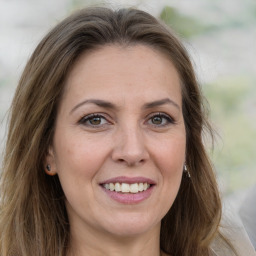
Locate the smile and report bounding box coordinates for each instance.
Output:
[100,176,155,204]
[103,182,150,193]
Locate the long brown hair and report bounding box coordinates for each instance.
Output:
[0,7,232,256]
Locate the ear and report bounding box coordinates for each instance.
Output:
[44,146,57,176]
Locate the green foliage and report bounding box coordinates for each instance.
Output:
[69,0,94,10]
[160,6,212,38]
[0,78,7,88]
[205,77,248,115]
[204,76,256,193]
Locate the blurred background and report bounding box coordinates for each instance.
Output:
[0,0,255,202]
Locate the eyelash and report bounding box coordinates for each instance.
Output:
[146,112,175,127]
[78,112,175,128]
[78,113,111,128]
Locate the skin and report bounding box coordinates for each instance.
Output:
[46,44,186,256]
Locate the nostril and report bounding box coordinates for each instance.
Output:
[112,144,149,166]
[116,158,145,167]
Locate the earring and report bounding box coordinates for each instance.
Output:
[184,164,191,178]
[46,164,51,171]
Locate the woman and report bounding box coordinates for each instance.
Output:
[0,6,254,256]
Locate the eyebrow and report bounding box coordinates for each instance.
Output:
[142,98,180,110]
[70,99,116,114]
[70,97,180,114]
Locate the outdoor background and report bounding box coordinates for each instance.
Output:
[0,0,255,204]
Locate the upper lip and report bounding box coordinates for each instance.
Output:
[100,176,156,185]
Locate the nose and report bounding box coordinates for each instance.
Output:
[111,125,149,166]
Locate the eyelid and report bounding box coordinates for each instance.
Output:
[78,113,112,127]
[146,112,175,126]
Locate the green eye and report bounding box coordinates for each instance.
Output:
[148,113,174,127]
[89,116,102,125]
[151,116,163,125]
[79,114,109,127]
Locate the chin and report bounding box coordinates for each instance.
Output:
[103,213,160,237]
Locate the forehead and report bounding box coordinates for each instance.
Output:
[62,44,182,107]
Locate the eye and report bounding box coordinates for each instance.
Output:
[147,113,174,127]
[78,114,110,127]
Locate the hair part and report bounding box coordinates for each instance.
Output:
[0,6,234,256]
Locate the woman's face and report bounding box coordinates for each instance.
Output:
[47,45,186,238]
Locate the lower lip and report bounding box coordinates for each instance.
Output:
[101,185,154,204]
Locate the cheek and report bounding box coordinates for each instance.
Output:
[153,135,185,205]
[53,132,111,190]
[53,134,111,207]
[155,135,186,172]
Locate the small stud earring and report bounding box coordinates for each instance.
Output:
[184,164,191,178]
[46,164,51,171]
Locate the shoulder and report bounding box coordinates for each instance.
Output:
[210,216,256,256]
[239,185,256,249]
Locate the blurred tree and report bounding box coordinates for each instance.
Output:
[160,6,212,38]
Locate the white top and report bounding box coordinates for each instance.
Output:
[239,185,256,249]
[210,215,256,256]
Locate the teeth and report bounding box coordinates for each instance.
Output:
[138,183,144,192]
[130,183,139,193]
[121,183,130,193]
[109,183,115,191]
[114,183,121,192]
[103,182,151,193]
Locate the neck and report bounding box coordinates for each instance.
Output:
[67,222,161,256]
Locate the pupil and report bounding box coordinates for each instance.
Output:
[152,116,162,124]
[90,117,101,125]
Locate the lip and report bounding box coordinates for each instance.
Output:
[100,176,156,185]
[99,176,156,204]
[101,185,154,204]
